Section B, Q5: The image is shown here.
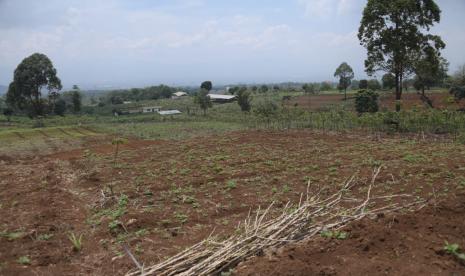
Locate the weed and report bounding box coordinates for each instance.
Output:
[174,212,188,224]
[68,233,83,252]
[226,180,237,190]
[282,184,291,193]
[17,256,31,265]
[444,241,465,261]
[321,230,349,240]
[403,153,427,163]
[37,233,54,241]
[1,231,25,241]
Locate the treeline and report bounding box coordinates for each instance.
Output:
[98,85,176,105]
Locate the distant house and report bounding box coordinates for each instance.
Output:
[123,101,132,105]
[173,91,188,98]
[142,106,162,113]
[158,110,182,116]
[208,94,237,103]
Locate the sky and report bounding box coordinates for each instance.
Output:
[0,0,464,89]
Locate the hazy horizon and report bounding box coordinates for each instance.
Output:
[1,0,464,89]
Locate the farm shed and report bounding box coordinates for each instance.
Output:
[158,110,182,115]
[142,106,162,113]
[208,94,237,103]
[173,91,188,98]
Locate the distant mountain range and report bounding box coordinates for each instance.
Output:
[0,85,7,95]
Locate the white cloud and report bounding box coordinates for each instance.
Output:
[298,0,354,18]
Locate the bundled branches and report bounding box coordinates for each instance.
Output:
[127,168,423,276]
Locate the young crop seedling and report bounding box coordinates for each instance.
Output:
[226,180,237,190]
[444,241,465,262]
[68,233,83,252]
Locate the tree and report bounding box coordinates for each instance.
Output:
[200,81,212,92]
[229,86,240,95]
[70,86,82,113]
[334,62,354,100]
[355,90,379,113]
[320,82,333,91]
[2,108,13,122]
[195,88,212,115]
[449,64,465,101]
[273,85,280,91]
[382,74,396,90]
[236,87,252,112]
[413,51,449,96]
[302,83,315,94]
[54,98,67,116]
[251,86,258,92]
[358,0,445,111]
[359,79,368,89]
[367,79,381,91]
[6,53,62,117]
[259,85,269,93]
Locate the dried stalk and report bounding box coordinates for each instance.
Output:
[126,168,423,276]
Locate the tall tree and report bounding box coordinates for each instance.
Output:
[358,0,445,111]
[194,88,212,115]
[200,81,212,92]
[359,80,368,89]
[6,53,62,117]
[334,62,354,100]
[70,85,82,113]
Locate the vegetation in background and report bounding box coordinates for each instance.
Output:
[334,62,354,100]
[6,53,62,117]
[355,90,379,114]
[200,81,213,92]
[236,87,252,112]
[195,88,212,116]
[358,0,445,111]
[382,74,395,90]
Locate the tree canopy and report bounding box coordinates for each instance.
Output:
[334,62,354,100]
[6,53,62,117]
[413,50,449,95]
[358,0,445,111]
[382,74,395,90]
[200,81,213,92]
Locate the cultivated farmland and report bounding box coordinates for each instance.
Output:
[1,126,464,275]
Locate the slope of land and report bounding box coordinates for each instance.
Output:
[0,130,464,275]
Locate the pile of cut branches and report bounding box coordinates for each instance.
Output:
[126,168,424,276]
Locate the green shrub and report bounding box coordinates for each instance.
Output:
[355,90,379,113]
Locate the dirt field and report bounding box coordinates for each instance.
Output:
[1,130,465,275]
[287,91,464,111]
[236,193,465,275]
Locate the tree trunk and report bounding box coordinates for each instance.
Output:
[344,88,347,101]
[395,71,401,112]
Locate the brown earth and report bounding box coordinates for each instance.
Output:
[287,91,465,111]
[235,192,465,276]
[1,129,464,275]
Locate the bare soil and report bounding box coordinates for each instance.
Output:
[235,192,465,276]
[287,91,465,111]
[1,130,464,275]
